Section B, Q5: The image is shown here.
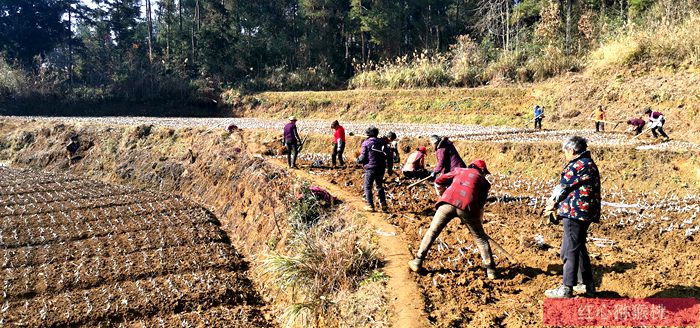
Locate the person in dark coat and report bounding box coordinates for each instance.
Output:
[408,159,496,279]
[543,136,601,298]
[357,126,393,212]
[429,135,466,178]
[283,116,301,168]
[384,132,400,166]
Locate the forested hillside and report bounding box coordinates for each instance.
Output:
[0,0,698,114]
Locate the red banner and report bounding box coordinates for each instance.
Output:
[543,298,699,326]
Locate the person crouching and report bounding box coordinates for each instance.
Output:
[408,159,496,279]
[402,146,430,179]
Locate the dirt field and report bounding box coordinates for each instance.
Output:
[299,161,700,327]
[1,116,699,327]
[0,167,269,327]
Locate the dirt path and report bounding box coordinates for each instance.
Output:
[268,159,427,328]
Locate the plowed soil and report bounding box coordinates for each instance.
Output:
[298,161,700,327]
[0,167,270,327]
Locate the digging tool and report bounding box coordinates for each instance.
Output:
[487,236,519,264]
[408,176,432,188]
[296,135,308,154]
[588,118,621,129]
[631,127,653,140]
[524,114,544,127]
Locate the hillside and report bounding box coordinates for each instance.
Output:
[229,70,700,142]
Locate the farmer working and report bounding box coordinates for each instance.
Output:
[408,159,497,279]
[626,118,646,135]
[430,135,466,179]
[357,126,393,213]
[543,136,601,298]
[283,116,301,169]
[331,120,346,167]
[534,105,544,130]
[384,132,400,167]
[590,105,606,132]
[402,146,430,179]
[644,108,670,141]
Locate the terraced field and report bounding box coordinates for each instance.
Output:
[0,167,269,327]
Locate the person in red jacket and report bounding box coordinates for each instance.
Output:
[402,146,429,179]
[408,159,497,279]
[331,120,346,167]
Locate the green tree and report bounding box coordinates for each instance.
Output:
[0,0,72,66]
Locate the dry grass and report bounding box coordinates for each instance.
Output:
[590,13,700,71]
[259,190,384,328]
[350,51,452,89]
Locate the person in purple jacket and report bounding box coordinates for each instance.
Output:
[626,118,646,135]
[429,135,466,179]
[283,116,301,168]
[644,108,669,141]
[357,126,393,212]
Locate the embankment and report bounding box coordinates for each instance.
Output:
[0,118,391,327]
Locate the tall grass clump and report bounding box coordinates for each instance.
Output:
[591,12,700,70]
[525,45,582,81]
[243,64,341,91]
[350,50,451,89]
[450,35,488,86]
[260,185,386,327]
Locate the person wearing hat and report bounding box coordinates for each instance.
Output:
[331,120,346,167]
[283,116,302,168]
[408,159,497,279]
[644,108,669,141]
[357,126,393,212]
[429,134,466,179]
[401,146,430,179]
[542,136,601,298]
[384,131,400,167]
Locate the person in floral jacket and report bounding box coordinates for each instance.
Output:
[544,136,601,298]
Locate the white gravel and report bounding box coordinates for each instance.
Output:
[3,116,697,152]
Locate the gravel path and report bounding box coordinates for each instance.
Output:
[4,116,698,152]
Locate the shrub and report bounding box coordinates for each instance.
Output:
[484,51,524,82]
[448,35,488,87]
[525,45,581,81]
[0,58,26,97]
[589,36,644,70]
[260,187,383,327]
[244,64,341,91]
